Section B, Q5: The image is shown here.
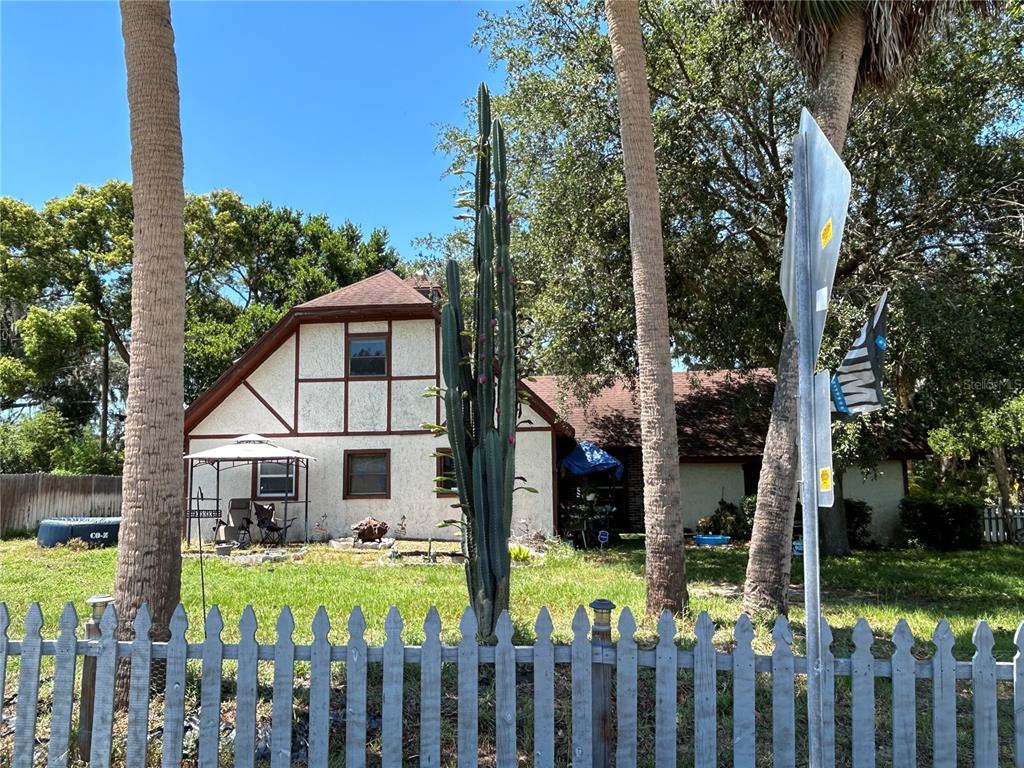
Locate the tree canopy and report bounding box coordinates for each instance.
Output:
[1,182,401,471]
[442,0,1023,487]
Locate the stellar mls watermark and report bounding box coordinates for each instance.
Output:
[963,378,1020,392]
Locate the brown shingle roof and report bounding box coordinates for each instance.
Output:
[528,370,929,460]
[298,270,433,309]
[529,370,775,459]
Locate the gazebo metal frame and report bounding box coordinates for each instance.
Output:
[184,435,314,545]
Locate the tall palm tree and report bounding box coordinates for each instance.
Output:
[742,0,987,615]
[605,0,688,615]
[113,0,186,677]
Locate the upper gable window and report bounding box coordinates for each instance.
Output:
[347,335,388,378]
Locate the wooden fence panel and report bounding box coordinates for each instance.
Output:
[0,602,8,763]
[198,607,225,768]
[46,603,79,768]
[572,606,593,768]
[771,616,796,768]
[382,607,405,768]
[457,607,478,768]
[234,607,258,768]
[161,605,189,768]
[820,619,836,768]
[615,609,638,768]
[533,608,555,768]
[125,606,154,768]
[971,622,997,768]
[0,603,1019,768]
[932,620,957,768]
[12,604,43,768]
[346,607,368,768]
[1015,622,1024,768]
[693,612,716,768]
[420,607,443,768]
[891,620,917,768]
[0,474,122,537]
[851,619,876,768]
[271,608,296,768]
[495,612,517,768]
[654,610,677,768]
[308,607,332,768]
[732,614,756,768]
[88,605,118,768]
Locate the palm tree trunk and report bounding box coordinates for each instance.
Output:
[606,0,687,615]
[114,0,186,695]
[743,10,865,615]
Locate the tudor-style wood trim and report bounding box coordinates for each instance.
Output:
[189,429,437,440]
[342,322,349,434]
[386,320,393,432]
[293,326,300,432]
[251,458,300,502]
[434,318,442,426]
[242,380,292,433]
[343,449,391,500]
[184,301,568,438]
[184,301,438,434]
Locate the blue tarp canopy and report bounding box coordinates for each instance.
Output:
[560,441,624,481]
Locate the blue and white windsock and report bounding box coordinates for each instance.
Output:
[831,290,888,417]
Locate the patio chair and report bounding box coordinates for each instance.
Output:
[222,497,253,548]
[253,502,293,547]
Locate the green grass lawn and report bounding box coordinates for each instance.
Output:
[1,537,1021,767]
[1,537,1021,659]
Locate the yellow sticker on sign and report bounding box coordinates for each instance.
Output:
[819,467,833,493]
[820,218,833,249]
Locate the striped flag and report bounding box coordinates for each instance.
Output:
[831,290,888,417]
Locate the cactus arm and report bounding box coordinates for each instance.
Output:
[476,207,496,432]
[484,430,510,581]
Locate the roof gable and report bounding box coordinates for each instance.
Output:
[298,270,432,310]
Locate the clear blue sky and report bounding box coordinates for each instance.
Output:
[1,1,512,259]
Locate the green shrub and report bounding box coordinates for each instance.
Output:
[508,543,532,563]
[696,497,755,540]
[899,492,984,551]
[844,498,873,549]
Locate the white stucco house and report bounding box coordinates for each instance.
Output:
[184,270,922,545]
[183,271,564,541]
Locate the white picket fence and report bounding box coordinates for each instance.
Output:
[984,506,1024,543]
[1,601,1023,768]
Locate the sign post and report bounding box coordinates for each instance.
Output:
[780,108,851,768]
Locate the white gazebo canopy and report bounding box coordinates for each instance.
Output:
[184,434,315,462]
[184,435,316,544]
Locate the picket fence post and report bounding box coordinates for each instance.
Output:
[1,601,1022,768]
[77,594,114,762]
[589,598,615,768]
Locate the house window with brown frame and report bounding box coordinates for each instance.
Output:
[347,335,388,378]
[436,449,457,496]
[344,450,390,498]
[254,460,298,500]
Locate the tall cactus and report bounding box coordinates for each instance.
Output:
[441,83,518,641]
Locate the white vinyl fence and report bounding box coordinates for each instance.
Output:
[984,506,1024,544]
[1,602,1022,768]
[0,474,121,537]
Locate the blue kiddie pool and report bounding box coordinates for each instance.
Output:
[694,534,731,547]
[37,517,121,548]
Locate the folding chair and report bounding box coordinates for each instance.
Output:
[253,502,292,547]
[224,497,253,548]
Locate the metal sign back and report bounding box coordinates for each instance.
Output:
[780,108,852,363]
[814,369,834,509]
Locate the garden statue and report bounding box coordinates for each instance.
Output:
[351,516,388,543]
